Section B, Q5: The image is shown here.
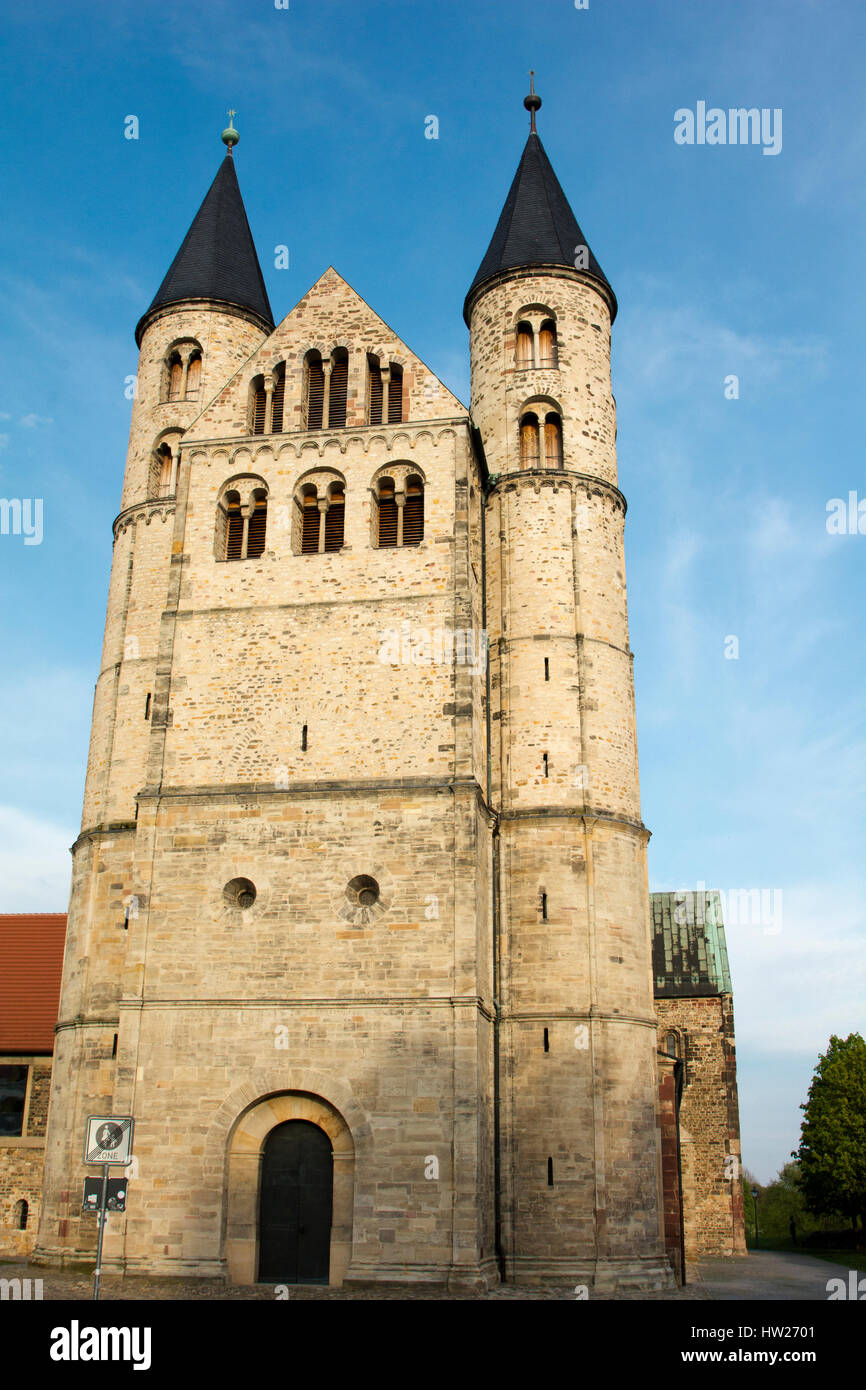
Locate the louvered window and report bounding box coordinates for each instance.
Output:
[158,449,173,496]
[402,481,424,546]
[377,483,398,548]
[271,370,285,433]
[520,415,540,467]
[329,352,348,428]
[369,360,383,424]
[538,322,557,369]
[225,500,244,560]
[544,414,563,468]
[307,358,324,429]
[186,355,202,398]
[324,491,344,552]
[247,498,267,557]
[516,323,534,369]
[387,366,403,423]
[252,384,266,434]
[301,495,320,554]
[168,358,183,401]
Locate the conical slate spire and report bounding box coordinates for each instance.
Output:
[136,153,274,344]
[464,131,615,324]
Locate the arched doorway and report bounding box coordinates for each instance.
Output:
[258,1120,333,1283]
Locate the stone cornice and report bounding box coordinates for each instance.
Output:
[112,497,176,540]
[181,418,470,461]
[486,467,626,515]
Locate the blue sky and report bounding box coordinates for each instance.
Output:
[0,0,863,1185]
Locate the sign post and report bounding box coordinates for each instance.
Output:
[83,1116,134,1302]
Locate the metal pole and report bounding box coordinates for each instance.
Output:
[93,1164,109,1301]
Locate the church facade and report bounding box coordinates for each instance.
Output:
[32,97,734,1290]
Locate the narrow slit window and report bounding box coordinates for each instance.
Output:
[301,494,320,554]
[306,356,324,429]
[387,364,403,423]
[377,482,398,548]
[538,320,558,368]
[271,368,285,433]
[112,1033,118,1058]
[246,495,267,558]
[543,1027,549,1053]
[328,351,348,428]
[224,494,244,561]
[251,380,266,434]
[541,892,548,920]
[402,477,424,546]
[324,488,345,552]
[542,752,549,778]
[544,657,549,681]
[186,354,202,398]
[301,724,308,752]
[368,356,383,425]
[547,1158,554,1187]
[144,693,151,720]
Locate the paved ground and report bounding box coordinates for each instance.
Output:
[0,1249,852,1300]
[696,1249,855,1301]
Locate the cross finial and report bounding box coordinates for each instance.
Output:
[222,108,240,153]
[524,71,541,133]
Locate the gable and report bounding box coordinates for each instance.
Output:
[183,266,466,442]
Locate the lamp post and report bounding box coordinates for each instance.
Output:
[751,1185,760,1248]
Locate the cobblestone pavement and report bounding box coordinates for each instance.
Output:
[1,1259,709,1301]
[695,1249,856,1301]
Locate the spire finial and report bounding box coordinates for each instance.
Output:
[524,71,541,133]
[222,108,239,153]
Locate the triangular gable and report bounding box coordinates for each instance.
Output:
[184,266,466,441]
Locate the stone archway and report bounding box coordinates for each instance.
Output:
[224,1092,355,1286]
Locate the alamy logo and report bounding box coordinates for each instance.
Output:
[0,497,43,545]
[378,622,488,673]
[826,1271,866,1300]
[0,1277,43,1300]
[674,102,782,156]
[49,1321,152,1370]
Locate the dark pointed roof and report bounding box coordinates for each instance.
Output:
[136,154,274,344]
[464,131,615,324]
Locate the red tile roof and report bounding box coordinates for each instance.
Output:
[0,915,67,1052]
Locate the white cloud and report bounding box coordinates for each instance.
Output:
[0,806,72,911]
[20,413,53,429]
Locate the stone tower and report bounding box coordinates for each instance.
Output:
[466,87,671,1286]
[35,99,673,1291]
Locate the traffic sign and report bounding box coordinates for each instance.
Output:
[83,1115,134,1165]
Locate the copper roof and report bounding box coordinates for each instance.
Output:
[0,914,66,1052]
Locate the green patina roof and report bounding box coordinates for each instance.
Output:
[650,891,732,998]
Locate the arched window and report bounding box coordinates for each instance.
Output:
[168,355,184,401]
[387,364,403,423]
[403,475,424,546]
[538,320,558,368]
[251,376,266,435]
[300,489,320,553]
[520,412,540,467]
[186,352,202,398]
[368,354,383,425]
[376,478,398,548]
[246,488,268,558]
[14,1199,28,1230]
[328,349,348,428]
[156,444,173,497]
[516,322,534,369]
[543,412,563,467]
[271,364,286,434]
[218,481,268,562]
[324,484,345,552]
[665,1033,679,1058]
[306,352,324,429]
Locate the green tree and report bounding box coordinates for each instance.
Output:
[795,1033,866,1232]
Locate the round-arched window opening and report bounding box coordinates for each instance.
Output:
[347,874,380,908]
[225,877,257,911]
[665,1032,678,1058]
